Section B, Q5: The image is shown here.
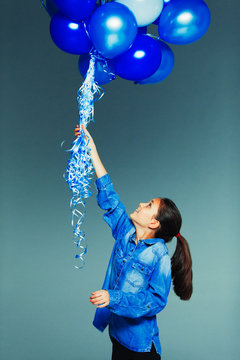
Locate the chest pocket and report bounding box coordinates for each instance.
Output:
[126,261,153,289]
[131,262,152,275]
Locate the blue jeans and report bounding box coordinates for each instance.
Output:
[110,335,161,360]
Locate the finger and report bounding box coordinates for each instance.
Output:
[90,294,102,299]
[90,299,103,305]
[97,303,107,308]
[90,294,103,299]
[92,299,106,305]
[92,290,103,294]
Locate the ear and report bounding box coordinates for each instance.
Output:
[150,218,160,230]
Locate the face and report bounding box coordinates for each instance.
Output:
[130,198,162,231]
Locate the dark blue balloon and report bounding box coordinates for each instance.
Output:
[78,55,116,85]
[84,2,100,34]
[158,0,211,44]
[153,16,160,25]
[138,26,147,34]
[53,0,97,21]
[113,34,162,81]
[45,0,58,18]
[136,41,174,84]
[50,11,92,55]
[88,2,138,59]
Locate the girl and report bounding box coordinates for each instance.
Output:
[74,124,193,360]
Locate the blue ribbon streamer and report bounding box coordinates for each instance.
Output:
[40,1,106,269]
[63,50,105,269]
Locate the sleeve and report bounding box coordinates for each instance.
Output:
[95,173,133,241]
[105,253,172,318]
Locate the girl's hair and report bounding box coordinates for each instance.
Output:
[154,198,193,300]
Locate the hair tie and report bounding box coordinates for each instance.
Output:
[176,232,181,238]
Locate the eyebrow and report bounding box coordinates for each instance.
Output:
[151,200,154,205]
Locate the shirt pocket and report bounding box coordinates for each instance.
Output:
[126,261,153,289]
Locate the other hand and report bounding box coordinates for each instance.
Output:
[89,289,110,308]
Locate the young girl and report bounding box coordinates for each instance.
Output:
[75,124,193,360]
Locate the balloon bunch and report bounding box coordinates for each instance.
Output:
[41,0,211,85]
[40,0,211,269]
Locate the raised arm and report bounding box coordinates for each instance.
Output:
[74,124,134,243]
[74,124,107,179]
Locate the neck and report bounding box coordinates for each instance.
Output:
[134,226,156,244]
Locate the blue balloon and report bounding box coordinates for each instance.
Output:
[88,2,138,59]
[136,41,174,84]
[50,11,92,55]
[158,0,211,44]
[53,0,97,21]
[152,0,173,25]
[153,15,160,25]
[45,0,58,18]
[138,26,147,34]
[112,34,162,81]
[78,55,116,85]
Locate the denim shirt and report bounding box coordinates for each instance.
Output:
[92,173,172,356]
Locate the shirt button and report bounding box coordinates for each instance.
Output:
[117,273,120,276]
[123,260,126,263]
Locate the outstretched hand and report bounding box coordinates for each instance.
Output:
[74,124,96,151]
[89,290,110,308]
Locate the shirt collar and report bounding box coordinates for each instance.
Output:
[128,226,166,245]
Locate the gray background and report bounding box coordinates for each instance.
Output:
[0,0,239,359]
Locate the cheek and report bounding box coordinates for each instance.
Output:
[139,211,150,223]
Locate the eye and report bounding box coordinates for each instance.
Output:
[148,203,151,207]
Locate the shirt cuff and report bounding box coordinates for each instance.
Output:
[94,173,112,190]
[106,290,121,309]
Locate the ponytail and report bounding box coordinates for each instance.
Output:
[171,234,193,300]
[155,197,193,301]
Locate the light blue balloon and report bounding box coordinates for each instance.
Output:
[88,2,138,59]
[114,0,164,27]
[136,41,174,84]
[158,0,211,45]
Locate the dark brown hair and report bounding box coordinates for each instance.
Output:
[154,198,193,300]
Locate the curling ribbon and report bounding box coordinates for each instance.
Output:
[63,49,105,269]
